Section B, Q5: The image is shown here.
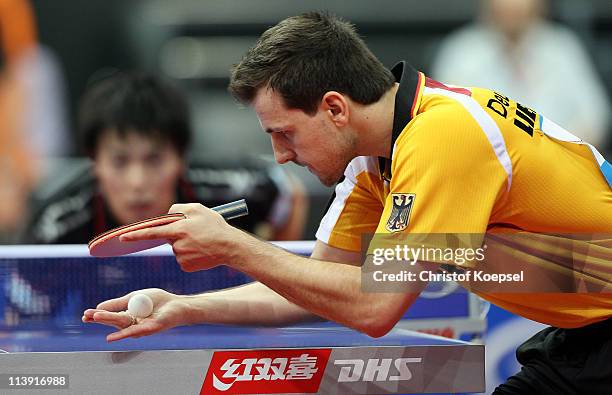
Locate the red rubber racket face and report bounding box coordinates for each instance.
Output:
[88,213,185,257]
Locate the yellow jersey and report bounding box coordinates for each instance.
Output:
[316,61,612,328]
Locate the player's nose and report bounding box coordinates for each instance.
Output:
[271,135,295,165]
[125,164,147,189]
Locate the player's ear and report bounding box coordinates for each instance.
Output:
[321,91,349,127]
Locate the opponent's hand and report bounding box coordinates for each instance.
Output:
[120,203,245,272]
[82,288,192,342]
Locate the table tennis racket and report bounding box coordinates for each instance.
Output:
[88,199,248,257]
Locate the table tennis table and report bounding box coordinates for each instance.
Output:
[0,323,484,394]
[0,243,486,394]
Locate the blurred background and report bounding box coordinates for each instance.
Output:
[2,0,608,241]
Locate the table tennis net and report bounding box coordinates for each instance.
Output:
[0,247,253,329]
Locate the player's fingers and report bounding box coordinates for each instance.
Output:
[175,255,200,272]
[92,311,132,328]
[83,308,106,320]
[119,222,180,242]
[168,203,199,214]
[82,311,113,323]
[96,295,131,311]
[106,326,143,342]
[106,320,162,342]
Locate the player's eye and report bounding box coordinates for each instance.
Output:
[145,154,162,166]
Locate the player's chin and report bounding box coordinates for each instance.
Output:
[121,207,159,224]
[318,171,344,187]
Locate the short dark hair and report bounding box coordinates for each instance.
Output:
[229,11,395,114]
[79,72,191,157]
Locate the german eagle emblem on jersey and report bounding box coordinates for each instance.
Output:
[385,193,415,232]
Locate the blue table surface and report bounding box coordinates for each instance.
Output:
[0,323,469,353]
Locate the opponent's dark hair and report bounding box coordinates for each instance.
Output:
[229,11,395,114]
[79,72,191,156]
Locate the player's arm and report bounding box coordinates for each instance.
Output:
[227,236,428,337]
[84,280,315,338]
[119,158,429,337]
[177,241,357,327]
[83,281,311,342]
[82,240,395,341]
[123,208,428,337]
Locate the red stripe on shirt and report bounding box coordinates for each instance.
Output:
[425,77,472,96]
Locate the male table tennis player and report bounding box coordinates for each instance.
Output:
[22,72,307,243]
[84,12,612,394]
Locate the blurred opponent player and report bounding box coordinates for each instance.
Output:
[22,72,307,243]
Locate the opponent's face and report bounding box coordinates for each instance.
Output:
[252,87,355,186]
[93,130,184,225]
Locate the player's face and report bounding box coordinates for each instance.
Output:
[252,87,355,186]
[93,130,184,225]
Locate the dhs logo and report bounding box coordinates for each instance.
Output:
[334,357,422,382]
[201,349,331,394]
[385,193,415,232]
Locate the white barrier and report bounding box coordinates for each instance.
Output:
[0,241,316,259]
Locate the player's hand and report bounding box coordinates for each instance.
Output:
[120,203,245,272]
[82,288,192,342]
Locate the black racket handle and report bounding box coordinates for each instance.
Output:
[211,199,249,221]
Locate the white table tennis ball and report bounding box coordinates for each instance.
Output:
[127,293,154,318]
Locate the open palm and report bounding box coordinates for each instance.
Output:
[82,288,190,342]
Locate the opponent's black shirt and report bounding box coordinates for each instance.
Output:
[22,157,293,244]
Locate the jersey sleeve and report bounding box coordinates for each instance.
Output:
[316,156,385,252]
